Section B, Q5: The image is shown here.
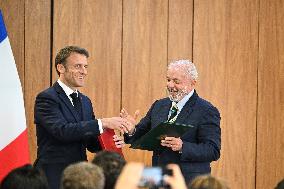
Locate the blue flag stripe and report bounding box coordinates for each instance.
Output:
[0,10,8,43]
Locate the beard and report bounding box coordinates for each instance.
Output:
[167,87,188,102]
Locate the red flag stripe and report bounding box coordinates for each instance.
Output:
[0,129,30,181]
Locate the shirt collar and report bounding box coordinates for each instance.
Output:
[172,89,194,111]
[57,79,78,97]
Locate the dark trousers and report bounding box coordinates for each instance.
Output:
[35,162,69,189]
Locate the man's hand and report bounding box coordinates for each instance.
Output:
[113,134,125,148]
[161,137,183,152]
[120,108,139,135]
[115,162,144,189]
[163,164,187,189]
[101,117,129,134]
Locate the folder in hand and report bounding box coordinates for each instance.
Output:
[98,129,124,157]
[130,122,194,151]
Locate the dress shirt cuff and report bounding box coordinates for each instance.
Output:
[97,119,104,134]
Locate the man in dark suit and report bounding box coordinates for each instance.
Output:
[34,46,128,189]
[117,59,221,183]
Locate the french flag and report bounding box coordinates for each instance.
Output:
[0,10,30,181]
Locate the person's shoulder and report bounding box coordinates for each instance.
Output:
[147,97,171,112]
[78,92,90,100]
[78,92,92,104]
[196,96,220,116]
[153,97,170,106]
[79,92,88,98]
[196,96,214,107]
[36,83,58,99]
[157,97,170,103]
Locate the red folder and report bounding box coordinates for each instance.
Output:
[98,129,124,157]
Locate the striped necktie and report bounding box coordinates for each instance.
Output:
[168,104,178,123]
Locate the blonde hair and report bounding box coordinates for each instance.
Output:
[61,162,105,189]
[188,175,229,189]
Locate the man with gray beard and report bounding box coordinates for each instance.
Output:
[115,60,221,183]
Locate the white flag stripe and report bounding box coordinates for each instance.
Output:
[0,37,27,150]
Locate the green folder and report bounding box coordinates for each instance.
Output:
[130,122,194,151]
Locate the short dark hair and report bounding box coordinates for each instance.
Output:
[275,178,284,189]
[92,151,126,189]
[55,46,89,75]
[0,164,48,189]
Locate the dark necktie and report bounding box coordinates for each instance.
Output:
[168,104,178,122]
[70,92,82,119]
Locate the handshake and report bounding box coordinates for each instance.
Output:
[101,108,139,134]
[100,108,139,148]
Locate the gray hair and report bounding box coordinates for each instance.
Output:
[168,59,198,81]
[61,162,105,189]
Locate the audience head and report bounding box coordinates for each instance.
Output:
[0,164,48,189]
[92,151,126,189]
[275,178,284,189]
[61,162,104,189]
[188,174,229,189]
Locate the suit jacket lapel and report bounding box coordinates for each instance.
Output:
[53,82,81,122]
[158,99,172,124]
[78,92,87,121]
[175,91,198,124]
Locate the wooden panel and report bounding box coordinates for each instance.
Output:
[25,0,51,163]
[257,1,284,188]
[53,0,122,160]
[194,1,258,188]
[53,0,122,117]
[122,0,168,165]
[168,0,193,61]
[0,0,24,84]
